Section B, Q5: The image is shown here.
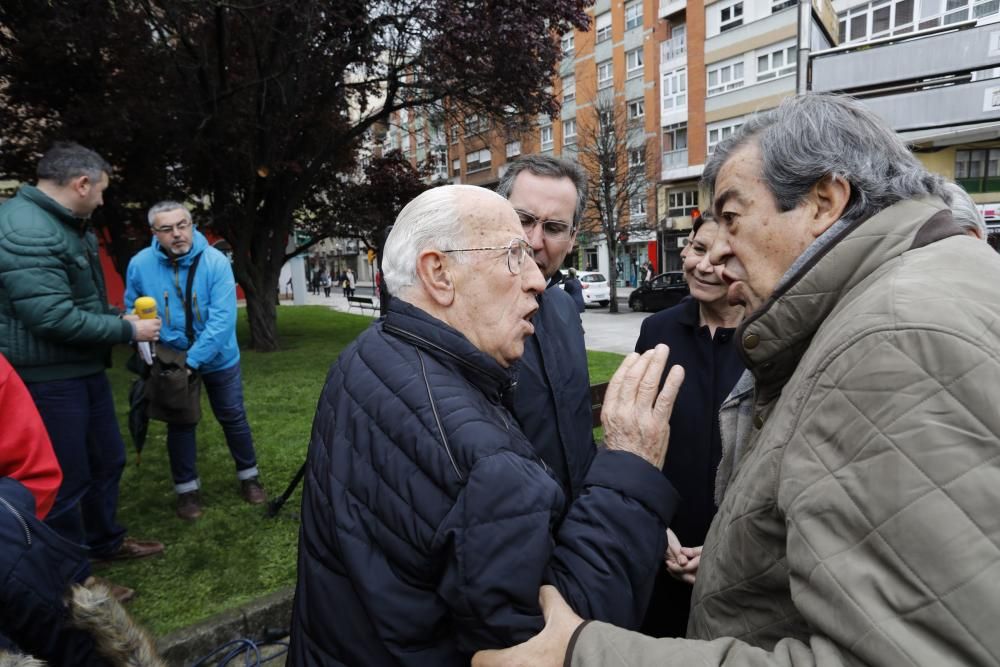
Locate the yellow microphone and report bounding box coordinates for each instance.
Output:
[134,296,157,366]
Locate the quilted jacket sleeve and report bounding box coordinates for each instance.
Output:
[437,448,675,657]
[571,327,1000,667]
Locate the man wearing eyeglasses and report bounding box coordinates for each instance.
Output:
[125,201,266,521]
[496,155,598,501]
[289,184,682,666]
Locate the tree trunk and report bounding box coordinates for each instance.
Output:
[244,278,280,351]
[606,238,620,314]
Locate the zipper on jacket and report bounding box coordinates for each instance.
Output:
[416,349,464,482]
[192,292,202,323]
[163,291,171,326]
[0,495,32,546]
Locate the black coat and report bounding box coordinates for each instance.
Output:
[289,299,677,666]
[634,297,745,638]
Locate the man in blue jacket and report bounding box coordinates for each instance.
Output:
[496,155,594,499]
[125,201,266,520]
[289,184,684,666]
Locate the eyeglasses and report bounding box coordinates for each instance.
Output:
[516,209,574,241]
[443,238,534,275]
[152,220,193,235]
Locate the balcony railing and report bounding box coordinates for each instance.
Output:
[662,148,688,170]
[660,35,687,64]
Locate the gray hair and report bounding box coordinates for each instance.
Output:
[496,154,588,227]
[943,181,987,240]
[147,201,193,226]
[36,142,111,185]
[383,185,502,295]
[702,94,948,225]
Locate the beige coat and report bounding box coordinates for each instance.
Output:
[572,197,1000,666]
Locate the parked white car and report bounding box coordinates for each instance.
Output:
[577,271,611,307]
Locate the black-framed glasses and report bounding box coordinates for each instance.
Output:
[152,220,193,235]
[443,238,534,275]
[515,209,574,241]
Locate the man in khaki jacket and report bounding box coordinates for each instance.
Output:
[474,93,1000,666]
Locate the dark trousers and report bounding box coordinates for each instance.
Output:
[166,363,258,492]
[26,372,127,575]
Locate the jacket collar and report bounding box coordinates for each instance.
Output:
[738,196,961,391]
[17,185,88,232]
[151,228,209,266]
[382,298,516,404]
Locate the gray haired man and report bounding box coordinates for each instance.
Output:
[475,93,1000,666]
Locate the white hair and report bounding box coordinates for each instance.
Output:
[147,200,192,226]
[382,184,507,296]
[943,181,987,240]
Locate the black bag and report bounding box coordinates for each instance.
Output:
[144,253,203,425]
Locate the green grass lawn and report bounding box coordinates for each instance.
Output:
[102,306,624,636]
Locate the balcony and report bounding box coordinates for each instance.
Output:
[661,148,688,170]
[660,35,687,65]
[659,0,686,19]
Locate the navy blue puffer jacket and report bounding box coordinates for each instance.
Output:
[289,299,677,666]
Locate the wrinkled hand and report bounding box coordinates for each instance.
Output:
[472,586,583,667]
[131,317,161,342]
[601,344,685,470]
[665,528,702,585]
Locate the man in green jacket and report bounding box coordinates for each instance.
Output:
[0,142,164,601]
[473,94,1000,666]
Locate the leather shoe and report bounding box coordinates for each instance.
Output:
[93,536,165,564]
[240,477,267,505]
[176,491,203,521]
[84,576,136,604]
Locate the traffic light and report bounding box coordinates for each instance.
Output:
[367,248,376,264]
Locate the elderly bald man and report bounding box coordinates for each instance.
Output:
[289,184,683,666]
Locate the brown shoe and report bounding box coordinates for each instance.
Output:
[176,491,203,521]
[93,536,165,564]
[240,477,267,505]
[84,576,136,604]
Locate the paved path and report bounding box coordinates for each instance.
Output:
[288,284,650,356]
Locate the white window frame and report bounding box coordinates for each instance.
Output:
[630,194,648,217]
[629,148,645,168]
[597,60,613,90]
[563,119,577,145]
[661,67,687,112]
[563,75,576,103]
[719,0,744,32]
[626,48,644,79]
[561,32,575,56]
[595,12,612,42]
[540,125,554,150]
[466,148,492,173]
[449,126,458,144]
[756,43,796,81]
[625,0,643,30]
[707,58,745,96]
[707,118,744,154]
[837,0,925,44]
[667,189,699,216]
[452,158,461,175]
[627,99,645,120]
[506,140,521,158]
[772,0,797,11]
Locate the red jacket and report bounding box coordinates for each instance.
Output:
[0,353,61,518]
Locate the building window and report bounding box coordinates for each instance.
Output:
[595,11,612,42]
[540,125,554,150]
[625,0,643,30]
[662,68,687,112]
[563,119,577,145]
[707,60,745,96]
[563,75,576,103]
[450,126,459,144]
[626,48,644,79]
[719,1,744,32]
[707,118,744,154]
[838,0,923,43]
[506,140,522,158]
[629,148,645,168]
[597,60,614,89]
[466,148,492,173]
[667,190,699,216]
[630,194,647,217]
[757,43,796,81]
[561,32,575,56]
[955,148,1000,192]
[662,123,688,169]
[627,99,645,120]
[452,158,461,176]
[772,0,797,11]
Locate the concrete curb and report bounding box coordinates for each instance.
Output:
[155,586,294,666]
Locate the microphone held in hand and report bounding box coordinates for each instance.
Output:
[134,296,157,364]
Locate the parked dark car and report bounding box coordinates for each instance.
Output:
[628,271,690,312]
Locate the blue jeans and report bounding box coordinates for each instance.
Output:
[166,363,259,493]
[26,372,128,576]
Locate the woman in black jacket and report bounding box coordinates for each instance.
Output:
[634,213,745,638]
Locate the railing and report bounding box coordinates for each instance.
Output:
[661,148,688,170]
[660,35,687,64]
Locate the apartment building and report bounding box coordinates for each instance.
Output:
[657,0,836,270]
[812,3,1000,249]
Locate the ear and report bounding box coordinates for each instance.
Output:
[70,174,91,196]
[414,249,455,307]
[808,174,851,237]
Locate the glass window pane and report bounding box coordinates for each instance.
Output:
[873,6,891,31]
[734,62,744,78]
[988,149,1000,176]
[850,14,867,40]
[758,54,769,71]
[773,50,784,67]
[721,68,731,83]
[921,0,943,16]
[709,70,718,86]
[895,0,915,25]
